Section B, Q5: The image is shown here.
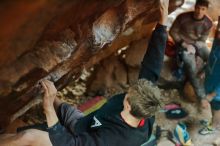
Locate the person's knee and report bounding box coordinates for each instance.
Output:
[182,52,195,63]
[196,46,209,60]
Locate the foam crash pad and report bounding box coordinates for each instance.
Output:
[78,96,107,115]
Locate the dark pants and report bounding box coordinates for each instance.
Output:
[17,103,84,135]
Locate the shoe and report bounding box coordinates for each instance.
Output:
[199,126,214,135]
[174,122,193,146]
[199,119,209,127]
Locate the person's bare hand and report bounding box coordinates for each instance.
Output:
[40,80,57,113]
[198,72,205,79]
[206,93,215,101]
[187,45,196,54]
[159,0,169,25]
[201,99,210,109]
[182,42,196,54]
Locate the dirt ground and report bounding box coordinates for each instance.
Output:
[156,89,220,146]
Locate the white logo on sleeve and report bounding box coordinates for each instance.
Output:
[91,116,102,128]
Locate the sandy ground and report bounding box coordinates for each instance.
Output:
[155,89,220,146]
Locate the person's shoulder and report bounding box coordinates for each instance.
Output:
[104,93,125,107]
[175,11,193,22]
[204,14,213,23]
[177,11,193,19]
[109,93,125,102]
[203,15,213,29]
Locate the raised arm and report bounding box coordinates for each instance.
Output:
[41,80,59,127]
[138,0,168,83]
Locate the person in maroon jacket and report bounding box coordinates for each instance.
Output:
[170,0,213,102]
[0,0,169,146]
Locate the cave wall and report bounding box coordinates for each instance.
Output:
[208,0,220,21]
[87,23,155,96]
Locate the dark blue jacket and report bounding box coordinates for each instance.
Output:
[205,37,220,101]
[48,24,167,146]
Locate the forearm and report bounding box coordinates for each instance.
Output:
[53,97,64,112]
[158,0,168,26]
[45,108,59,127]
[159,12,167,26]
[206,92,217,102]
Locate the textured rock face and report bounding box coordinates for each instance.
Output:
[208,0,220,21]
[0,0,184,127]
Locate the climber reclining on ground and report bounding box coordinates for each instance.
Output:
[0,0,169,146]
